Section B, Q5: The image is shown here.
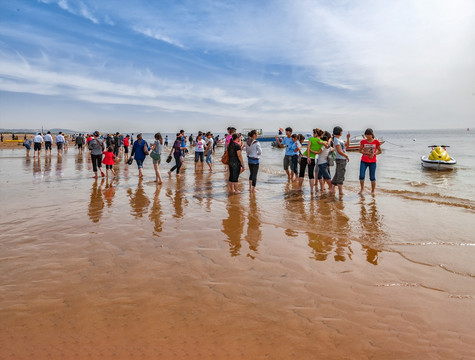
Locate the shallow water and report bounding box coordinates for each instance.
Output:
[1,130,475,359]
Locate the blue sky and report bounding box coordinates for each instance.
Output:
[1,0,474,132]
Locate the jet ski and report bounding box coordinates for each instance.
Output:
[421,145,456,170]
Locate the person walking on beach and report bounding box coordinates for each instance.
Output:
[168,134,186,177]
[75,133,85,154]
[131,133,150,178]
[227,133,245,194]
[298,129,327,191]
[89,131,105,178]
[123,135,130,161]
[316,131,333,192]
[359,128,382,195]
[33,132,44,157]
[23,137,33,157]
[330,126,350,196]
[0,134,3,142]
[194,132,206,171]
[164,135,169,147]
[274,127,294,180]
[43,131,53,156]
[102,146,116,178]
[113,132,121,158]
[55,132,65,154]
[179,130,187,167]
[244,130,262,193]
[205,132,214,171]
[150,132,163,184]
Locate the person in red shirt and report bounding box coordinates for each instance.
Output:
[102,146,116,178]
[123,135,130,162]
[359,128,382,195]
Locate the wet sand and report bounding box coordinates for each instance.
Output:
[1,148,474,359]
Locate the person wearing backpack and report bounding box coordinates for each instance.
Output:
[130,133,150,179]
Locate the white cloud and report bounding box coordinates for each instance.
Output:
[3,0,475,130]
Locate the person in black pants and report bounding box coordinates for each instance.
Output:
[244,130,262,193]
[168,134,186,177]
[227,133,245,194]
[88,131,105,178]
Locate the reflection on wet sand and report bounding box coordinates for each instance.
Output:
[149,185,163,237]
[88,178,105,223]
[358,198,385,265]
[103,179,116,208]
[222,195,245,257]
[32,157,42,179]
[307,199,352,262]
[245,195,262,259]
[166,178,188,219]
[75,152,84,172]
[127,179,150,218]
[55,154,63,178]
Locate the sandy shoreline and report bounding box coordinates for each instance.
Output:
[1,146,474,359]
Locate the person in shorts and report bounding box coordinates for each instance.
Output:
[274,127,294,180]
[55,132,65,153]
[44,131,53,156]
[75,133,85,154]
[33,132,43,157]
[123,135,130,161]
[150,132,163,183]
[194,132,205,171]
[330,126,350,196]
[23,137,33,157]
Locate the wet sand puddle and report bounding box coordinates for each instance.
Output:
[1,150,475,359]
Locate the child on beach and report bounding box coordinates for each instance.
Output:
[330,126,350,196]
[102,146,116,178]
[298,129,327,191]
[359,128,382,195]
[290,134,301,181]
[316,131,333,192]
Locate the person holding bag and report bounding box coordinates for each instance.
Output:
[168,134,186,177]
[227,133,245,194]
[130,133,150,178]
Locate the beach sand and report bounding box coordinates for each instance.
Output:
[1,147,474,359]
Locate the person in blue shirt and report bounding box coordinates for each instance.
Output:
[130,133,150,178]
[274,127,294,180]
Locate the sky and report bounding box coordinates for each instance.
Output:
[0,0,474,133]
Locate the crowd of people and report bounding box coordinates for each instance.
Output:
[20,126,382,196]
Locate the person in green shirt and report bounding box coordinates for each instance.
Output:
[298,128,328,191]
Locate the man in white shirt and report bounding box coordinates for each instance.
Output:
[55,132,65,153]
[43,131,53,156]
[33,132,44,157]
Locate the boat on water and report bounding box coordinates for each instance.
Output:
[242,129,283,142]
[346,135,385,151]
[421,145,456,170]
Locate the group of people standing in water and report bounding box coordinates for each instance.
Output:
[27,126,382,196]
[222,125,381,196]
[274,126,382,195]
